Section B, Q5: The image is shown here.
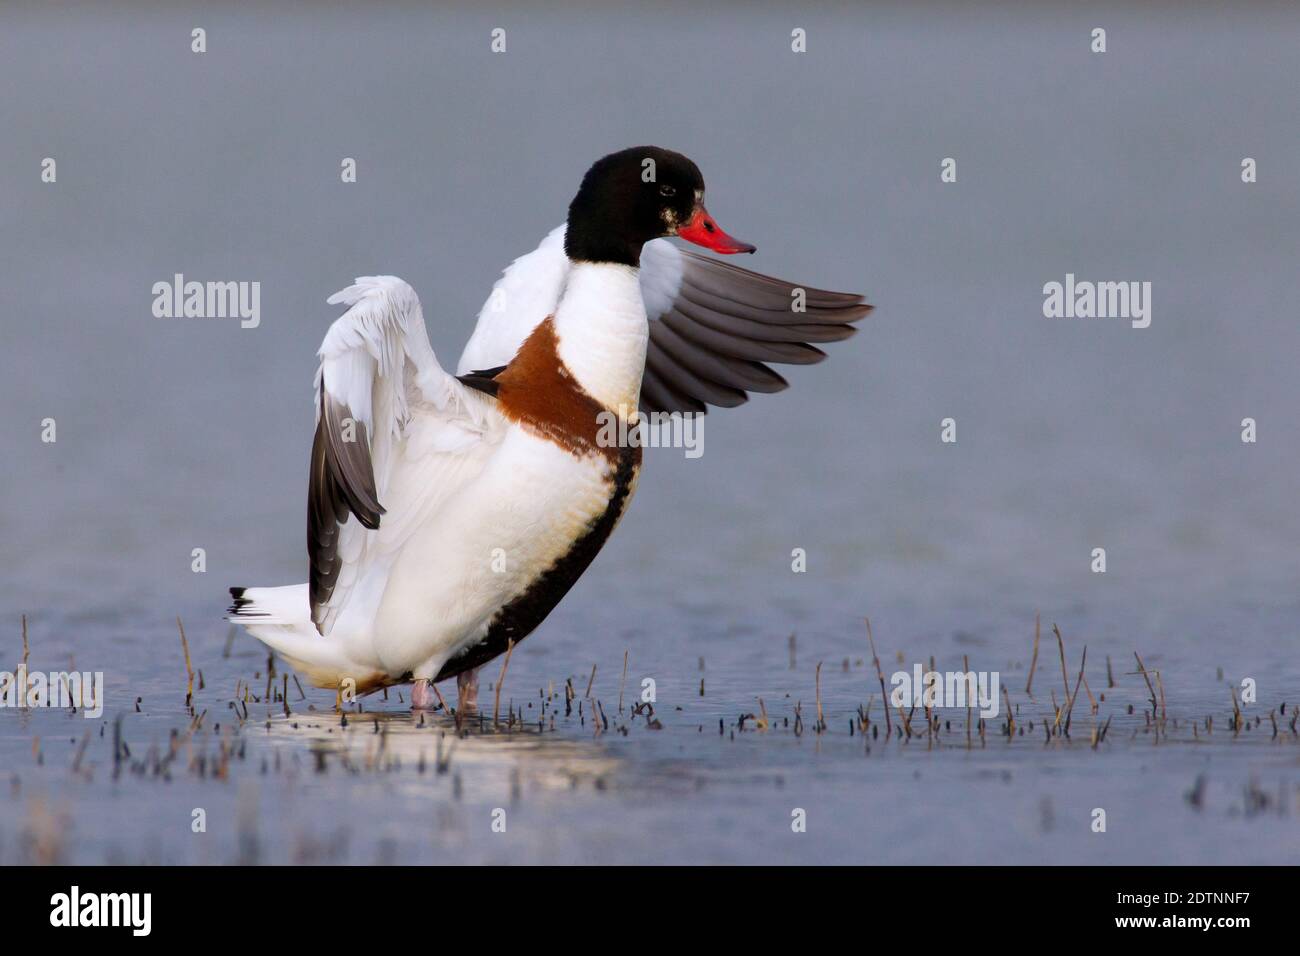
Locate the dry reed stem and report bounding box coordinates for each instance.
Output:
[1081,672,1098,713]
[1025,613,1041,695]
[618,649,628,714]
[815,661,824,733]
[1134,651,1158,715]
[177,617,194,706]
[897,703,913,738]
[71,729,90,773]
[865,618,892,737]
[964,653,972,748]
[1064,645,1087,734]
[493,639,515,726]
[1052,624,1070,702]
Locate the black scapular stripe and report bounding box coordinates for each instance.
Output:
[434,444,640,682]
[456,366,507,397]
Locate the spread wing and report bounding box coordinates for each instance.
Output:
[638,243,872,414]
[458,225,870,414]
[456,225,569,376]
[310,276,494,635]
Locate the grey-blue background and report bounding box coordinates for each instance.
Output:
[1,2,1297,864]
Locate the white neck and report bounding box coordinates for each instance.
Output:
[553,261,647,414]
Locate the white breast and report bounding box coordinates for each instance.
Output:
[369,428,616,678]
[552,262,648,414]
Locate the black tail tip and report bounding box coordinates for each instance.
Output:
[227,586,251,616]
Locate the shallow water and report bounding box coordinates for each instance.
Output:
[4,611,1299,865]
[2,1,1299,864]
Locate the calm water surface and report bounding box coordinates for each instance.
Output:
[1,2,1298,863]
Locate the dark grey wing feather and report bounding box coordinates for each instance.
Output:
[307,386,383,632]
[641,249,871,415]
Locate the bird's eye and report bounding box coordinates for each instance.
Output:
[659,184,677,198]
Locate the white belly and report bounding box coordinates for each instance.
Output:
[369,429,620,679]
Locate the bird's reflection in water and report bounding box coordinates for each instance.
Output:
[261,708,624,798]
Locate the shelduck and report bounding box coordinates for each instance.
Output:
[229,146,870,711]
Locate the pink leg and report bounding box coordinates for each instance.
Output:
[457,667,480,712]
[411,678,437,711]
